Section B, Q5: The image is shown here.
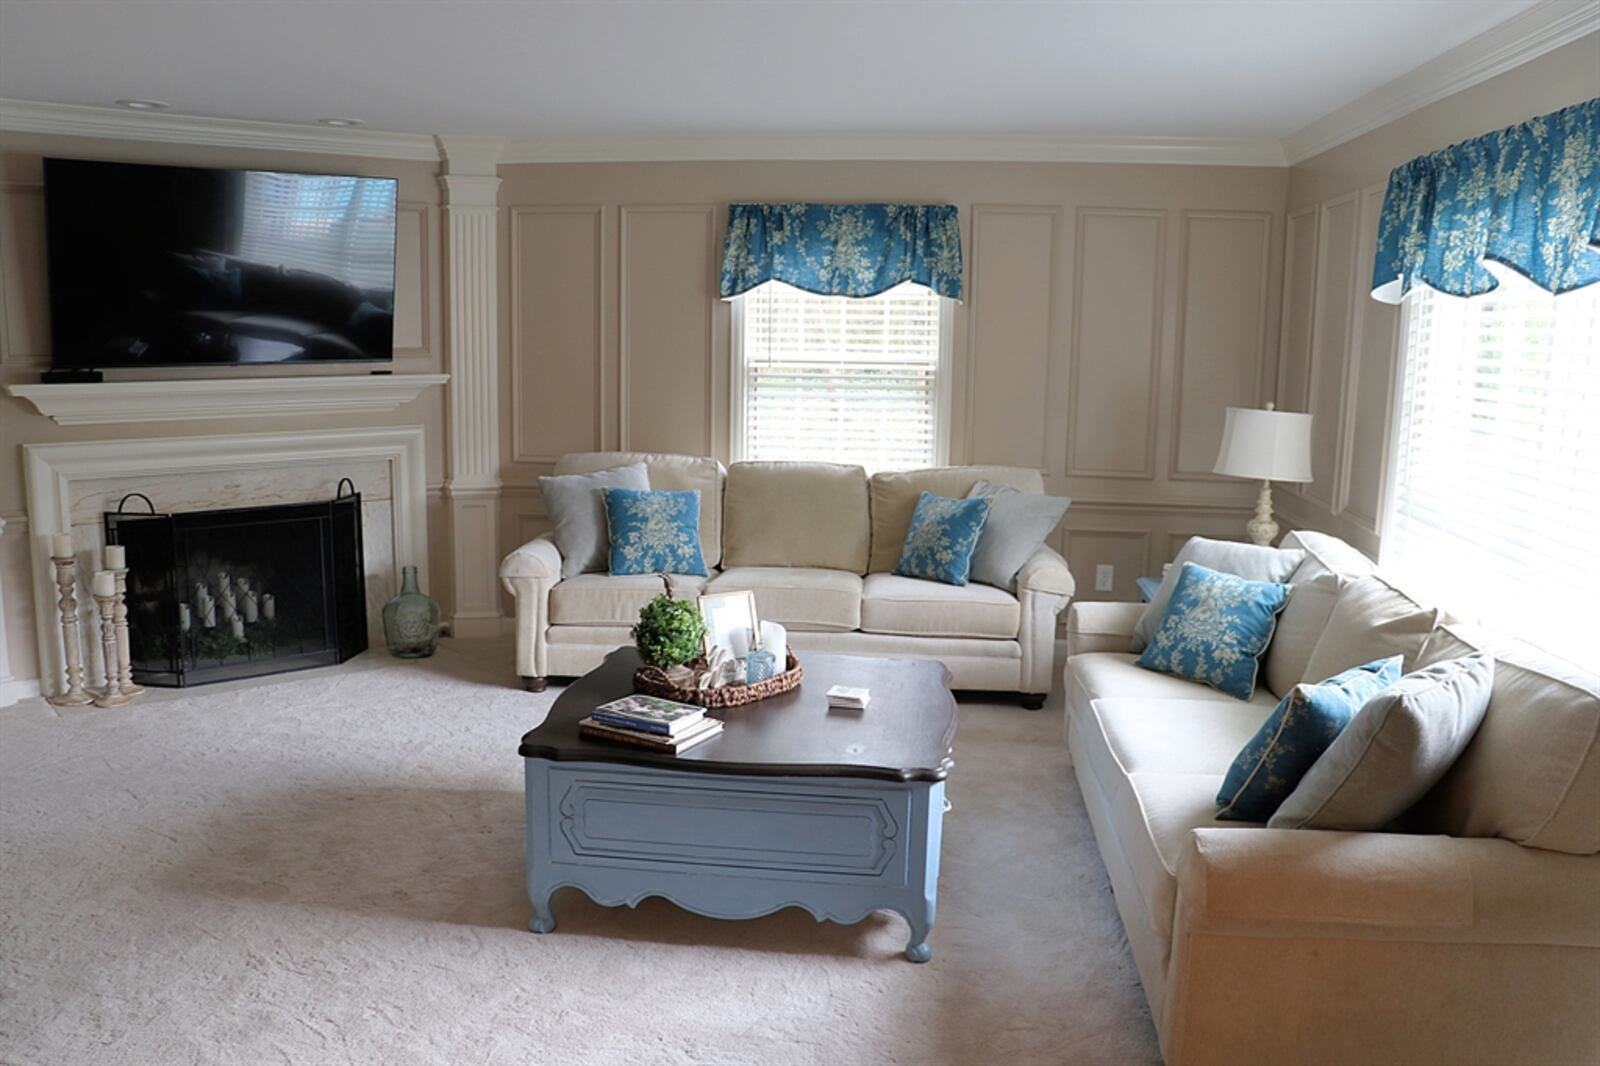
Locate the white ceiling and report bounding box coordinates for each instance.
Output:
[0,0,1549,142]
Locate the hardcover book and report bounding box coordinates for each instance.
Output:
[578,716,723,754]
[591,694,706,734]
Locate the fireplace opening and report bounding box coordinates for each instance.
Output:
[105,491,367,686]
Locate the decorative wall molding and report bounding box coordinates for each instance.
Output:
[1281,1,1600,164]
[4,374,449,426]
[393,201,434,358]
[0,98,440,160]
[21,427,429,697]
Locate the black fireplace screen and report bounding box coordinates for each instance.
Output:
[105,493,367,686]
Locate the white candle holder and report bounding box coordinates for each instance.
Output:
[46,554,94,707]
[92,592,133,709]
[111,568,143,697]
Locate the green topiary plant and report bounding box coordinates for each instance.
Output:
[632,593,707,669]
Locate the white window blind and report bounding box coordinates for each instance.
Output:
[735,280,948,470]
[237,172,397,290]
[1383,281,1600,669]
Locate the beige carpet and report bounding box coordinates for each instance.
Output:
[0,640,1158,1066]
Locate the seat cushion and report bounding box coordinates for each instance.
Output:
[1112,772,1261,938]
[549,572,708,627]
[705,567,861,632]
[1068,652,1279,726]
[555,451,725,568]
[868,465,1044,573]
[860,573,1020,639]
[722,461,870,573]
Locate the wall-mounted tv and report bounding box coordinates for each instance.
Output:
[43,158,399,369]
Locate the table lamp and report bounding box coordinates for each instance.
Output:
[1212,403,1313,546]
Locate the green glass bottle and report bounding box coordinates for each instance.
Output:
[382,566,440,658]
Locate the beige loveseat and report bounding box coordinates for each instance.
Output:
[1063,530,1600,1064]
[500,452,1075,703]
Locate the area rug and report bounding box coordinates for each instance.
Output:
[0,640,1158,1065]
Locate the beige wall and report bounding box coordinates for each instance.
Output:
[495,159,1290,602]
[1274,36,1600,557]
[0,132,453,684]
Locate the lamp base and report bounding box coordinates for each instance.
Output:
[1245,480,1279,546]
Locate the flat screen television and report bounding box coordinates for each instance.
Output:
[43,158,399,369]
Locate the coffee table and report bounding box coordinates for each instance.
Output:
[518,647,958,962]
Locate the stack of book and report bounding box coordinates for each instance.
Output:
[826,685,871,711]
[578,694,723,753]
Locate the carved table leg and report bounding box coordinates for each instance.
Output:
[528,890,556,934]
[902,896,936,963]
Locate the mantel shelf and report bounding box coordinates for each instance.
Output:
[4,373,450,426]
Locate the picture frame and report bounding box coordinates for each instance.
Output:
[697,590,760,661]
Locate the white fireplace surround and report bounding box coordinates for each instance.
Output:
[22,426,429,698]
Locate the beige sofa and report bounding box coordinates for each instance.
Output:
[1063,530,1600,1064]
[500,452,1075,704]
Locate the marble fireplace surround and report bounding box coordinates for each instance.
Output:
[22,426,429,698]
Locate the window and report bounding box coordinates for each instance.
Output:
[1383,280,1600,668]
[732,281,951,471]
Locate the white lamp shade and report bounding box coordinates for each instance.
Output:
[1213,406,1313,482]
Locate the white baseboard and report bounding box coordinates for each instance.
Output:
[0,676,42,707]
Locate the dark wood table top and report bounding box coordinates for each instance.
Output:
[518,648,958,783]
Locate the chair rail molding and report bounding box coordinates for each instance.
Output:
[437,135,506,638]
[4,374,449,426]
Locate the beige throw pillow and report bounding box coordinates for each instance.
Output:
[1301,575,1439,684]
[1408,624,1600,855]
[1269,652,1494,831]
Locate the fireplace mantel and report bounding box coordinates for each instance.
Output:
[5,373,449,426]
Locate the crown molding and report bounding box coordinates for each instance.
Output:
[1282,1,1600,165]
[498,133,1289,167]
[0,98,442,161]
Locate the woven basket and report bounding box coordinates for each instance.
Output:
[634,651,803,708]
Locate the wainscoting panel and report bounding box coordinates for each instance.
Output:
[619,205,716,456]
[1304,193,1360,511]
[965,205,1058,473]
[1337,183,1398,533]
[393,201,432,357]
[1276,206,1319,418]
[1066,208,1165,479]
[1064,527,1151,603]
[511,206,606,464]
[0,183,47,366]
[1169,211,1272,481]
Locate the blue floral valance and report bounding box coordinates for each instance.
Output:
[719,203,964,301]
[1372,98,1600,303]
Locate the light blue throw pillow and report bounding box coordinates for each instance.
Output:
[893,491,992,586]
[602,488,708,577]
[1135,562,1290,700]
[1217,656,1404,822]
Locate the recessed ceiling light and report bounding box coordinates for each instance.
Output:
[317,117,364,127]
[115,99,169,111]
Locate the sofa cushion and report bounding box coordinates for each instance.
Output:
[1136,562,1290,701]
[1113,772,1260,938]
[1410,624,1600,855]
[722,461,870,573]
[1132,537,1303,652]
[1263,569,1347,699]
[860,573,1020,639]
[892,492,992,586]
[705,567,861,633]
[1270,652,1495,832]
[965,480,1071,590]
[556,451,725,568]
[1302,574,1440,683]
[602,488,708,576]
[549,572,708,627]
[537,462,650,578]
[868,465,1043,573]
[1068,653,1277,727]
[1093,698,1277,780]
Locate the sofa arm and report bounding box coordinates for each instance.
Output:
[1064,601,1143,657]
[1015,545,1075,598]
[499,535,563,582]
[1178,827,1600,946]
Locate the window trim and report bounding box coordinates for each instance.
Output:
[728,284,955,468]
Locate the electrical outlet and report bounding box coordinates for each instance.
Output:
[1094,564,1115,593]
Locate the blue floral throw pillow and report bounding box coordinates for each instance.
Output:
[1216,656,1403,821]
[1135,562,1290,700]
[602,488,707,576]
[893,491,992,586]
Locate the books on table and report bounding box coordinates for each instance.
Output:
[826,685,871,710]
[581,693,722,753]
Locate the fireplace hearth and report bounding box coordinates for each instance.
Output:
[105,491,367,686]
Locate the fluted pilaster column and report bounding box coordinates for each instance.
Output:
[438,137,505,638]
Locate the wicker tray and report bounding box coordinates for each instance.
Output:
[634,651,803,708]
